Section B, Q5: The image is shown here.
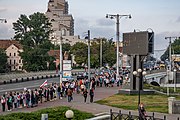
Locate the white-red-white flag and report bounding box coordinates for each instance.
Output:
[40,80,48,88]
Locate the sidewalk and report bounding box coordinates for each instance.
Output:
[0,86,180,120]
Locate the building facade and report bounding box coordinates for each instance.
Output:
[46,0,74,39]
[0,40,23,71]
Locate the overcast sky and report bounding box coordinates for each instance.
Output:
[0,0,180,55]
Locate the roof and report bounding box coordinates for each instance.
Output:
[48,50,60,59]
[0,40,23,50]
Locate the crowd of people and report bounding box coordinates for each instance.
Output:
[0,69,129,112]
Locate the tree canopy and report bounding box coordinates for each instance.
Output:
[13,12,55,71]
[0,49,8,73]
[13,12,52,47]
[70,38,116,68]
[161,38,180,61]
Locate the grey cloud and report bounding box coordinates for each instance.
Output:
[96,18,114,26]
[90,26,115,39]
[74,18,90,38]
[0,8,7,13]
[155,31,180,50]
[0,25,14,39]
[176,16,180,23]
[74,18,115,39]
[146,31,180,59]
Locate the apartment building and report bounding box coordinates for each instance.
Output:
[0,40,23,71]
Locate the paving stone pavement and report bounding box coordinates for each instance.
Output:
[0,86,180,120]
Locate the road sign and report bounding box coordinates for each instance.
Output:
[63,71,72,78]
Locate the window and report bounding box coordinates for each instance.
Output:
[19,66,22,69]
[10,60,11,65]
[19,60,21,63]
[14,60,16,64]
[10,53,11,56]
[14,66,15,69]
[14,53,16,56]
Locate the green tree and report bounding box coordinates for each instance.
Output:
[90,41,100,68]
[70,38,116,68]
[13,12,52,47]
[161,38,180,61]
[0,49,8,73]
[102,38,116,67]
[13,12,54,71]
[71,42,88,66]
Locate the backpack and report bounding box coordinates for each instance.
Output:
[1,97,6,103]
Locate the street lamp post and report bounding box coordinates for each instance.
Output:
[88,30,91,85]
[60,34,63,85]
[133,69,147,106]
[51,33,63,85]
[174,69,177,92]
[100,38,103,68]
[106,14,131,80]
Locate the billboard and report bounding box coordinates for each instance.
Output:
[63,71,72,78]
[63,60,72,78]
[123,31,154,55]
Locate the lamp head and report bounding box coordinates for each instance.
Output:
[4,19,7,23]
[129,14,132,19]
[133,71,137,76]
[137,68,142,73]
[106,14,108,18]
[110,16,114,19]
[142,71,147,76]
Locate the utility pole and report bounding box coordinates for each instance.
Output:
[116,14,120,80]
[106,14,131,80]
[88,30,91,84]
[60,34,63,85]
[100,38,103,68]
[165,37,178,71]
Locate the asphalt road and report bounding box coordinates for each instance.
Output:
[0,77,60,95]
[0,74,95,96]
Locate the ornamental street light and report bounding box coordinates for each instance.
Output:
[165,36,180,71]
[84,30,91,83]
[174,69,177,92]
[106,14,131,80]
[133,69,147,107]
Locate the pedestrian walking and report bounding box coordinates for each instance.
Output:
[1,94,6,112]
[67,88,73,102]
[25,91,30,108]
[138,103,147,120]
[7,94,12,111]
[89,89,94,103]
[31,90,35,108]
[13,92,17,109]
[83,89,88,103]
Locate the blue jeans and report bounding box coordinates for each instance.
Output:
[68,95,72,102]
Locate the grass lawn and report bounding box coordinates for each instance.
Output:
[0,106,94,120]
[96,94,180,113]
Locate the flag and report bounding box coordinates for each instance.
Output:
[40,80,48,88]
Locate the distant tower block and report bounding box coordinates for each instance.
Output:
[46,0,74,38]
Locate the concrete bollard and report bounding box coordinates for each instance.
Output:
[168,97,176,114]
[41,114,48,120]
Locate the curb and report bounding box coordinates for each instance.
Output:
[0,74,59,85]
[0,71,93,85]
